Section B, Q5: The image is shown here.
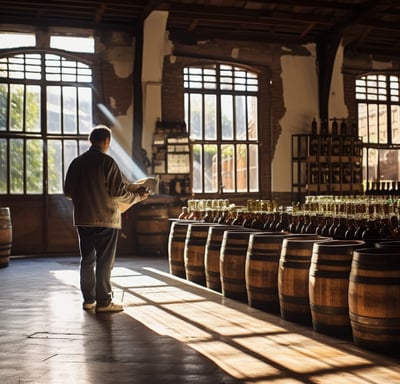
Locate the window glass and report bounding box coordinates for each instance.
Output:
[221,95,233,140]
[0,83,7,131]
[204,144,218,193]
[0,33,35,48]
[78,87,93,134]
[236,144,247,192]
[189,93,202,140]
[235,95,247,140]
[248,96,258,140]
[26,139,43,194]
[192,143,203,193]
[391,105,400,144]
[47,86,62,134]
[0,139,7,193]
[10,139,24,194]
[368,104,378,143]
[378,104,387,144]
[64,140,78,180]
[50,36,95,53]
[221,144,235,192]
[47,140,63,194]
[63,86,77,134]
[26,85,41,133]
[204,94,216,140]
[10,84,24,131]
[249,144,259,192]
[380,149,399,181]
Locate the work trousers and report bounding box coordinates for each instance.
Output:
[77,226,119,306]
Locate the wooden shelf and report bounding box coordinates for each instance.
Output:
[152,121,191,195]
[292,134,363,202]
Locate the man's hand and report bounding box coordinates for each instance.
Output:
[136,186,150,198]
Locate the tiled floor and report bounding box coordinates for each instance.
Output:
[0,255,399,384]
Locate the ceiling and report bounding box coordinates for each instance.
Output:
[0,0,399,58]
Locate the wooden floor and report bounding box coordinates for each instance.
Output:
[0,255,399,384]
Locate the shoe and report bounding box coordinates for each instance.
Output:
[95,302,124,313]
[83,301,96,310]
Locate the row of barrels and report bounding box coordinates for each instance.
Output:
[168,220,400,354]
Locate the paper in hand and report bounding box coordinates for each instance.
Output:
[127,177,157,195]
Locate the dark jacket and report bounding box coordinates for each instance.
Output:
[64,146,141,229]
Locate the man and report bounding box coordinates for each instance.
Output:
[64,125,149,313]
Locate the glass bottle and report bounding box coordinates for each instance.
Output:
[311,118,318,135]
[289,214,299,233]
[362,220,380,241]
[345,217,357,239]
[340,119,347,136]
[321,215,333,237]
[334,217,348,240]
[178,206,189,220]
[306,214,318,234]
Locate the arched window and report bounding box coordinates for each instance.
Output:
[0,51,93,195]
[356,74,400,189]
[184,64,259,194]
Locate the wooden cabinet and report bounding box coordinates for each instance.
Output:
[292,134,363,202]
[152,120,191,195]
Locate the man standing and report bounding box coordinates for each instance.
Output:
[64,125,149,313]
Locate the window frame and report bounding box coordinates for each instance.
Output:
[0,49,94,195]
[184,63,260,195]
[356,73,400,187]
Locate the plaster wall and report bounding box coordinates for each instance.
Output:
[142,11,169,163]
[329,42,348,121]
[273,45,318,192]
[98,33,134,163]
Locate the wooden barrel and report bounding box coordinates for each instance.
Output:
[204,225,242,292]
[309,240,364,338]
[168,220,192,278]
[278,235,331,325]
[245,232,290,312]
[220,230,256,302]
[184,223,217,285]
[375,240,400,249]
[349,248,400,352]
[0,207,12,268]
[135,203,175,256]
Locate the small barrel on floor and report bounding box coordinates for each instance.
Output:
[348,247,400,353]
[278,235,331,325]
[309,240,364,339]
[220,229,256,303]
[0,207,12,269]
[184,223,217,285]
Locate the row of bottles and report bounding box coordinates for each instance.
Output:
[178,207,400,242]
[308,162,361,185]
[177,195,400,242]
[365,181,400,196]
[311,117,358,138]
[308,136,362,157]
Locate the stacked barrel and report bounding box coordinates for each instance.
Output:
[168,195,400,354]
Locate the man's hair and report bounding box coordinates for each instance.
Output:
[89,125,112,144]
